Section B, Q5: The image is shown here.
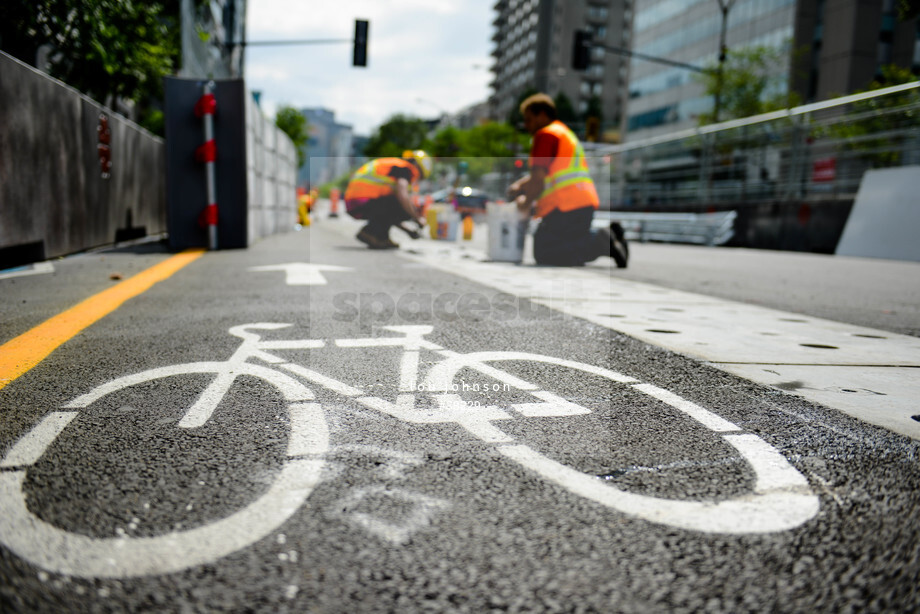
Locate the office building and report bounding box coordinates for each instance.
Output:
[792,0,920,101]
[490,0,633,140]
[298,108,354,188]
[625,0,920,142]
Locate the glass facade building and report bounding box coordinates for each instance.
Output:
[491,0,633,139]
[626,0,796,142]
[626,0,920,143]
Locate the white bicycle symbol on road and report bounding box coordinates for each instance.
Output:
[0,323,819,578]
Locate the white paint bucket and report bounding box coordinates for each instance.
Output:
[487,203,528,262]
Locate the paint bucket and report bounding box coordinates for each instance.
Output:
[427,204,460,241]
[487,203,528,262]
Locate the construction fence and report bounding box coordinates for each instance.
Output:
[594,81,920,251]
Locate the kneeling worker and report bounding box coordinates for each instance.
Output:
[507,93,627,267]
[344,150,432,249]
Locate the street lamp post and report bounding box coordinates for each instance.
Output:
[416,98,450,127]
[713,0,736,124]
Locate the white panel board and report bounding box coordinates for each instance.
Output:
[836,166,920,261]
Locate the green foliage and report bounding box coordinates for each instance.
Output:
[507,87,539,131]
[363,114,430,157]
[696,45,800,124]
[318,171,353,198]
[824,65,920,167]
[582,95,603,123]
[427,125,463,158]
[0,1,180,135]
[139,109,165,136]
[462,122,525,157]
[358,116,528,181]
[554,92,577,124]
[456,122,529,178]
[275,106,309,168]
[897,0,920,20]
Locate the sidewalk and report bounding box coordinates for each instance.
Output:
[310,200,920,441]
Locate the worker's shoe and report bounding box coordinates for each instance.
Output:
[356,228,398,249]
[609,222,629,269]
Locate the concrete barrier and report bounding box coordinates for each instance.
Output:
[0,51,166,268]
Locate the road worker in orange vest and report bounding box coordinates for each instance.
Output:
[344,150,432,249]
[507,93,628,267]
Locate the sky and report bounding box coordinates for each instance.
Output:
[245,1,496,136]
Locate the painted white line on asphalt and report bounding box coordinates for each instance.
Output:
[423,351,638,393]
[248,263,353,286]
[512,390,592,417]
[396,240,920,440]
[723,433,814,493]
[0,457,325,578]
[356,393,516,443]
[399,350,420,392]
[630,383,741,433]
[287,403,329,456]
[0,412,77,468]
[499,443,819,534]
[0,399,328,578]
[280,363,364,397]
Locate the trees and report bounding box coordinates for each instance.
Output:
[898,0,920,20]
[274,106,309,168]
[825,64,920,167]
[582,95,604,141]
[427,125,463,158]
[363,114,430,158]
[506,87,539,130]
[455,122,529,178]
[358,114,527,181]
[696,45,800,124]
[0,1,179,134]
[554,92,578,125]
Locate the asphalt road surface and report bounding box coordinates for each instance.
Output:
[1,226,918,613]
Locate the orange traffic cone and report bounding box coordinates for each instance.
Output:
[329,188,340,218]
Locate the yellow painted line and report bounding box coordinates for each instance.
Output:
[0,248,205,391]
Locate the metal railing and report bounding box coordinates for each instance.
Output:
[593,81,920,209]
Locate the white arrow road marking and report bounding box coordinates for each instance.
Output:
[248,263,353,286]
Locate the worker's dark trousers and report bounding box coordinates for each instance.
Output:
[352,195,411,239]
[533,207,608,266]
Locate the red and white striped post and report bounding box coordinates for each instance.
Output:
[194,81,218,249]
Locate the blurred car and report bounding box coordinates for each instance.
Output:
[428,187,495,215]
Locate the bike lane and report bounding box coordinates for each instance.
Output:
[1,225,918,612]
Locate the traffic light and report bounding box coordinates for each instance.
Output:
[353,19,369,67]
[572,29,592,71]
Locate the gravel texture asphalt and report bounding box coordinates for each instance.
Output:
[0,227,918,613]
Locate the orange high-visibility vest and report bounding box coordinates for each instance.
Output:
[532,121,599,219]
[344,158,419,201]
